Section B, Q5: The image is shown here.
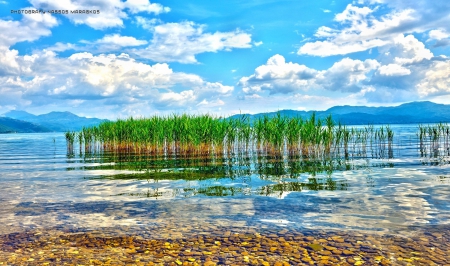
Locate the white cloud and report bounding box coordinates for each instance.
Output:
[0,11,58,47]
[198,82,233,95]
[133,20,252,63]
[334,4,373,22]
[0,47,21,75]
[367,0,450,32]
[47,34,148,53]
[46,19,250,64]
[379,34,433,65]
[428,29,450,47]
[378,64,411,76]
[300,1,450,57]
[299,39,387,57]
[298,4,419,56]
[292,1,450,105]
[417,60,450,97]
[47,42,79,52]
[92,34,148,47]
[158,90,195,107]
[366,35,441,99]
[317,58,380,92]
[429,29,450,41]
[239,55,378,95]
[124,0,170,14]
[196,99,225,107]
[0,47,234,116]
[135,16,161,30]
[253,41,263,46]
[29,0,169,30]
[239,54,318,94]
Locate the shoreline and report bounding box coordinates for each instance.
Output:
[1,225,449,265]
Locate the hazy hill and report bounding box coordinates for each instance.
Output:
[3,110,38,120]
[2,111,107,132]
[229,101,450,125]
[0,117,51,133]
[2,101,448,133]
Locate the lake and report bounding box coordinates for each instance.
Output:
[1,124,449,265]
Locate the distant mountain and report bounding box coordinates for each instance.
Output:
[1,111,108,132]
[0,117,51,133]
[3,110,38,120]
[2,101,448,133]
[229,101,450,125]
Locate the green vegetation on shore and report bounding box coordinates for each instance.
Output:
[0,117,51,133]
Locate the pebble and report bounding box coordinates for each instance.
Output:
[0,226,449,265]
[307,243,324,251]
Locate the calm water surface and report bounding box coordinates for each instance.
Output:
[0,124,449,239]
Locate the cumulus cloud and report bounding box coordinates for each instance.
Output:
[316,58,380,92]
[298,4,416,56]
[91,34,148,47]
[299,39,387,57]
[196,99,225,107]
[29,0,169,30]
[47,19,252,63]
[378,64,411,76]
[370,34,432,85]
[238,54,317,94]
[297,1,450,57]
[124,0,170,14]
[47,42,79,52]
[429,29,450,41]
[428,29,450,47]
[0,11,58,47]
[239,43,450,105]
[239,55,378,95]
[0,47,22,76]
[289,1,450,105]
[363,34,445,102]
[299,1,450,57]
[0,47,234,116]
[386,34,433,65]
[135,16,161,30]
[417,60,450,97]
[366,0,450,32]
[132,20,252,63]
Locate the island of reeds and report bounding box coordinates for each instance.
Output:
[65,113,397,160]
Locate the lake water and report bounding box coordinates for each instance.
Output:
[1,124,450,265]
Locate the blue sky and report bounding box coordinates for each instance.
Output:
[0,0,450,119]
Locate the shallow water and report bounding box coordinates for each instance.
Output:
[1,125,450,265]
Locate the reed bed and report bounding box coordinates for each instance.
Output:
[65,113,395,159]
[418,123,450,156]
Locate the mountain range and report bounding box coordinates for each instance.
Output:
[1,101,449,133]
[229,101,450,125]
[0,111,107,133]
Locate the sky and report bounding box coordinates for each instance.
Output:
[0,0,449,119]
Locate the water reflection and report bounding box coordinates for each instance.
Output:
[1,128,450,239]
[112,178,349,199]
[75,152,399,199]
